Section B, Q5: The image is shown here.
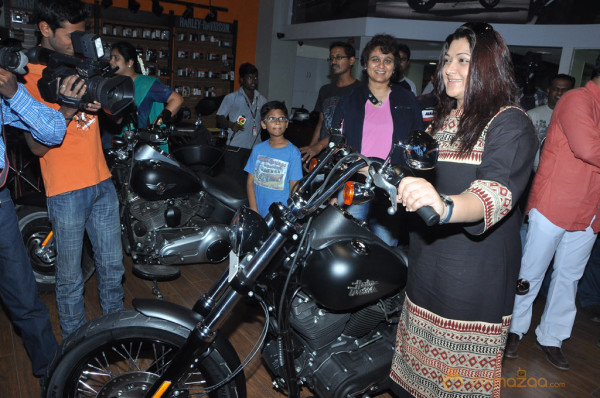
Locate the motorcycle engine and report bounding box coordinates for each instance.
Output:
[263,290,403,397]
[128,194,200,231]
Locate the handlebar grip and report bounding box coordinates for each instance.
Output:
[417,206,440,226]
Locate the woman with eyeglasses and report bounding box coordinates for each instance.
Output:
[330,34,423,246]
[389,23,537,398]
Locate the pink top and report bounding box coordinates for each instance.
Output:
[361,92,393,159]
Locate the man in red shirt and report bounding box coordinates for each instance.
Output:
[505,55,600,370]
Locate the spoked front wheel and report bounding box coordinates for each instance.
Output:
[17,206,95,292]
[45,310,246,398]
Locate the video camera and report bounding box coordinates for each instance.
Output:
[26,31,134,115]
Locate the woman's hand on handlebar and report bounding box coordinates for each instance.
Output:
[397,177,445,217]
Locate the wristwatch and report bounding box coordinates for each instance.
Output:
[439,194,454,224]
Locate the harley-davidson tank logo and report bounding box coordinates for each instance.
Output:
[145,182,176,194]
[347,279,379,296]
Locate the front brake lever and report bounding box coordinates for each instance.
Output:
[369,165,401,215]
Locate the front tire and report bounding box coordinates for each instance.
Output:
[17,206,95,292]
[407,0,437,11]
[45,310,246,398]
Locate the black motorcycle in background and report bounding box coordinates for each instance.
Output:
[15,125,247,294]
[407,0,499,12]
[43,131,440,398]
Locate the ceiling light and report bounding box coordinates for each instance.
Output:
[128,0,140,13]
[152,0,163,16]
[205,7,217,23]
[182,6,193,19]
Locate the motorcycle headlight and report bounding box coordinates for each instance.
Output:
[229,206,268,256]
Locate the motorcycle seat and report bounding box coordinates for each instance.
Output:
[198,172,248,210]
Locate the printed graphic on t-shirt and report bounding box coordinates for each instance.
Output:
[322,96,341,134]
[253,155,288,191]
[74,112,97,131]
[533,119,549,140]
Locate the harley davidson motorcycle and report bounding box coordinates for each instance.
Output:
[107,127,247,288]
[17,126,247,293]
[43,131,440,398]
[407,0,499,12]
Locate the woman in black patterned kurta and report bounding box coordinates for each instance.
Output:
[389,24,537,398]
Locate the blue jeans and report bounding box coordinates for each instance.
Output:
[337,190,398,246]
[0,188,58,376]
[48,179,124,339]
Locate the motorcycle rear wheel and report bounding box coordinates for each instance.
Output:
[45,310,246,398]
[479,0,500,8]
[407,0,436,11]
[17,206,95,292]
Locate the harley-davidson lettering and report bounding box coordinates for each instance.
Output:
[347,279,379,296]
[146,182,176,194]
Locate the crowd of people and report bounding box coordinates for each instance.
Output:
[0,0,597,397]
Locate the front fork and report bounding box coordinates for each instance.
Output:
[144,220,290,397]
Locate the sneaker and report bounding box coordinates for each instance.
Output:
[504,332,520,359]
[536,342,570,370]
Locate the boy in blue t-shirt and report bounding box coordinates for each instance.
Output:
[244,101,303,217]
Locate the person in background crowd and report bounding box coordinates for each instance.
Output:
[391,23,537,397]
[0,66,62,382]
[109,41,183,152]
[505,54,600,371]
[331,34,423,246]
[245,101,302,217]
[300,41,360,163]
[395,42,417,95]
[527,73,575,170]
[217,63,267,171]
[578,236,600,322]
[24,0,125,340]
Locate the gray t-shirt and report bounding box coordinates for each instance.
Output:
[314,80,361,140]
[527,104,552,170]
[217,88,267,149]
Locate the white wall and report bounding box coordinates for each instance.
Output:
[258,5,600,107]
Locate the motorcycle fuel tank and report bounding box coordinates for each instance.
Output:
[130,159,202,201]
[300,206,408,311]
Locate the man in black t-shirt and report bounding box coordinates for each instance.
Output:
[300,41,360,163]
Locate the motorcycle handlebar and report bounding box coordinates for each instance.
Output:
[297,141,439,226]
[417,206,440,226]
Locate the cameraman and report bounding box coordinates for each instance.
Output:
[23,0,124,340]
[0,66,63,381]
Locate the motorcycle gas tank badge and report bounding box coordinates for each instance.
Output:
[145,181,176,194]
[347,279,379,296]
[350,239,369,255]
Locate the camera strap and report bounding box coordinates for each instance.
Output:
[58,93,84,110]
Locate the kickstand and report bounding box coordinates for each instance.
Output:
[152,280,164,300]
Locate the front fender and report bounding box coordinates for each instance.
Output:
[133,297,203,330]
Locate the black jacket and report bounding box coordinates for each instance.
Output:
[332,83,424,165]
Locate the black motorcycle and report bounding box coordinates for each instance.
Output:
[43,131,439,398]
[17,126,247,294]
[407,0,499,12]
